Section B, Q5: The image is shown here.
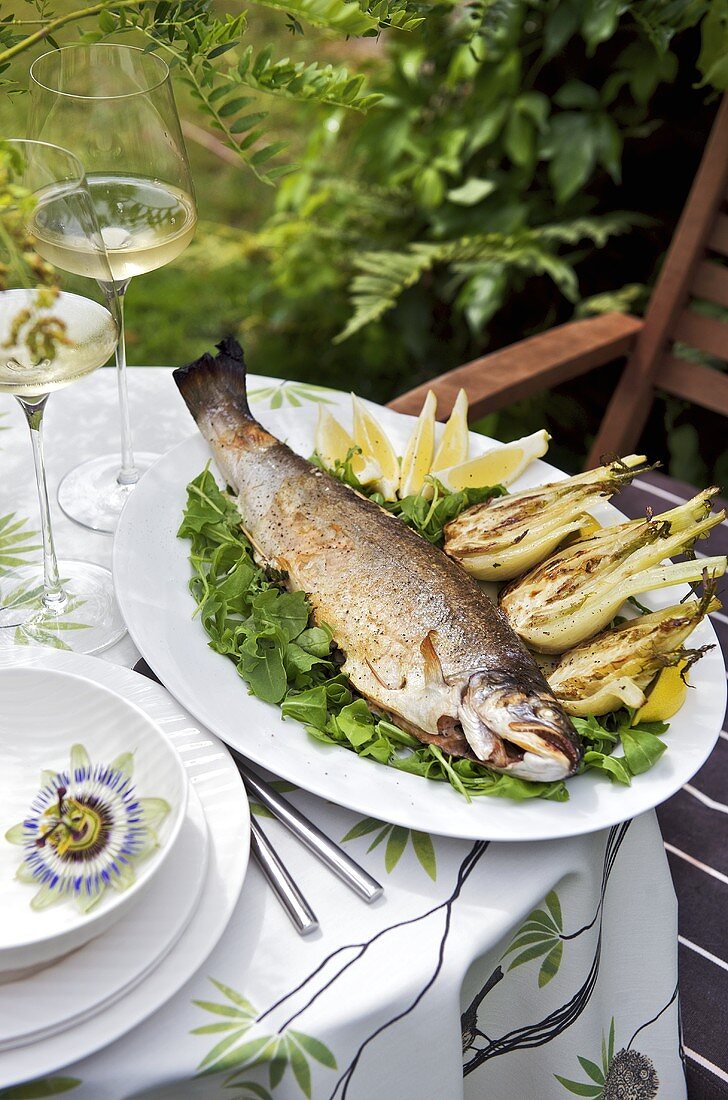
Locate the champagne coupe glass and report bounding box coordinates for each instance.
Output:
[0,139,125,652]
[29,44,197,532]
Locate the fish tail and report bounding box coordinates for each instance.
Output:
[174,337,253,426]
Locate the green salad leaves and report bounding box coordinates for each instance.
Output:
[179,465,672,803]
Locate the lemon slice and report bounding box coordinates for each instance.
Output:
[399,391,437,498]
[436,429,551,491]
[633,661,688,724]
[314,407,381,486]
[431,388,469,472]
[351,394,400,500]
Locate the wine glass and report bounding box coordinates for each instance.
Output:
[0,139,125,652]
[29,43,197,533]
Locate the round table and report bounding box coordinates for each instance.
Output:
[0,366,686,1100]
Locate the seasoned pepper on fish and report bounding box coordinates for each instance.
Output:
[174,338,582,781]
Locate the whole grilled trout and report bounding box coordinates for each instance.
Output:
[174,339,582,781]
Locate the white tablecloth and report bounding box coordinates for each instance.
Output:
[0,367,686,1100]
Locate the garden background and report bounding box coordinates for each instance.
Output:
[2,0,726,485]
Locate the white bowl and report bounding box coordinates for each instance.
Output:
[0,667,188,978]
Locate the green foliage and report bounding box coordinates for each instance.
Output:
[203,0,722,483]
[0,0,422,183]
[573,710,669,786]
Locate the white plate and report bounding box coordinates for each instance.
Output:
[0,783,208,1050]
[113,401,726,842]
[0,667,188,977]
[0,650,249,1089]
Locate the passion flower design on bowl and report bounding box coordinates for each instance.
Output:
[5,743,170,913]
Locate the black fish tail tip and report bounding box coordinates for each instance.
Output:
[173,335,251,421]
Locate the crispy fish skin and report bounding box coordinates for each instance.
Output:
[174,338,582,781]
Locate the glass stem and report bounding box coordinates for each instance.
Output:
[16,395,68,615]
[101,278,138,487]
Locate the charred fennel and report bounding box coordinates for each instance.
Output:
[443,455,650,581]
[548,583,719,716]
[500,488,726,654]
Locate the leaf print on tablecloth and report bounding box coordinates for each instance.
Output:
[0,513,40,573]
[0,1078,81,1097]
[555,1018,659,1099]
[502,890,564,987]
[248,382,338,409]
[0,577,90,650]
[341,817,437,880]
[192,980,337,1097]
[248,780,298,819]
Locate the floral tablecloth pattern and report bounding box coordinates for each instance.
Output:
[0,367,686,1100]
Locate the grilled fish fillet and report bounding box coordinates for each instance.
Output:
[174,339,582,781]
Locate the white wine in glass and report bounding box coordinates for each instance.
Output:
[0,289,118,394]
[0,139,125,653]
[29,43,197,532]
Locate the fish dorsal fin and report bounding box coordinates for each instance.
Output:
[421,631,446,686]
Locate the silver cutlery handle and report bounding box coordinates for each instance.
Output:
[249,818,319,936]
[235,756,383,904]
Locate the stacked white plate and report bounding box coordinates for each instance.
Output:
[0,649,250,1088]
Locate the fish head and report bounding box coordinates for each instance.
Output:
[458,672,582,781]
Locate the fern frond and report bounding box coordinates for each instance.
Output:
[538,213,638,248]
[336,216,636,341]
[335,244,440,340]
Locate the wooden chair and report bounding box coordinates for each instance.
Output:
[391,97,728,1098]
[389,94,728,471]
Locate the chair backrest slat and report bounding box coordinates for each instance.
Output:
[659,356,728,417]
[587,94,728,466]
[709,213,728,256]
[671,309,727,362]
[692,261,728,309]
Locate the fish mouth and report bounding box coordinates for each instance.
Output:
[458,676,582,781]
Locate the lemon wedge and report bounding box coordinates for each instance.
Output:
[633,661,688,724]
[314,407,381,486]
[399,391,437,498]
[431,389,469,472]
[579,515,602,538]
[436,429,551,491]
[351,394,400,500]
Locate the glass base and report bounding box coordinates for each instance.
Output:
[58,452,161,534]
[0,562,126,654]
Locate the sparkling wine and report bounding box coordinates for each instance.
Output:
[0,289,117,396]
[31,175,197,282]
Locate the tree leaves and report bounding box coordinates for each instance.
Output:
[0,0,418,186]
